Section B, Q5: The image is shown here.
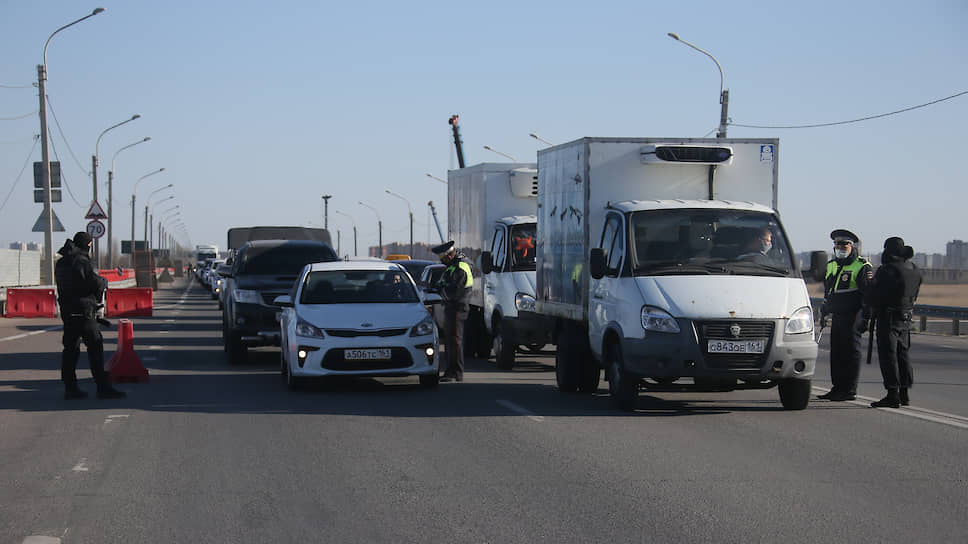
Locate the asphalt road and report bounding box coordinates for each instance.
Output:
[1,278,966,543]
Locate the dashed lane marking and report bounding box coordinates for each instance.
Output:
[71,458,89,472]
[815,386,968,430]
[0,326,62,343]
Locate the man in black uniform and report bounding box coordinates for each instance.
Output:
[866,237,922,408]
[432,240,473,382]
[55,232,125,400]
[818,229,874,401]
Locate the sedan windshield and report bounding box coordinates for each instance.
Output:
[629,209,796,277]
[300,270,420,304]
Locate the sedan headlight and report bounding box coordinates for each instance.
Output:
[411,315,435,337]
[514,293,536,312]
[233,289,262,304]
[641,306,680,333]
[295,318,325,338]
[784,306,814,335]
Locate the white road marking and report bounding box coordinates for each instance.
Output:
[22,536,61,543]
[497,399,544,422]
[71,459,89,472]
[158,330,170,334]
[103,414,130,430]
[147,345,163,350]
[815,387,968,430]
[0,326,62,343]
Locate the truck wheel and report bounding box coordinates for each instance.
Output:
[578,358,601,393]
[492,320,516,370]
[555,332,581,393]
[605,343,638,411]
[226,331,247,365]
[778,378,811,410]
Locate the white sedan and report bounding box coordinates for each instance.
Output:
[276,260,440,389]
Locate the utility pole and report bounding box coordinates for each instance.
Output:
[449,115,465,168]
[321,194,332,229]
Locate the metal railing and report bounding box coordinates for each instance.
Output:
[810,298,967,336]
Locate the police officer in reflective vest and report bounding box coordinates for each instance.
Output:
[865,237,922,408]
[432,240,473,382]
[818,229,874,401]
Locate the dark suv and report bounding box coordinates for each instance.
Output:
[221,239,338,362]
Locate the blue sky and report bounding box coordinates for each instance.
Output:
[2,0,966,259]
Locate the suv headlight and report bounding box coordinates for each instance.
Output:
[641,306,680,333]
[514,293,536,312]
[295,318,325,338]
[233,289,262,304]
[411,315,435,337]
[784,306,814,335]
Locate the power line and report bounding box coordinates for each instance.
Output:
[0,135,39,213]
[44,94,90,177]
[0,84,34,89]
[0,111,37,121]
[730,90,968,129]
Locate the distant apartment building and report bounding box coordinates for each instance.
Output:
[947,240,968,269]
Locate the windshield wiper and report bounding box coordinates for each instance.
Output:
[636,261,724,275]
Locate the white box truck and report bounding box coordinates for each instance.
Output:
[534,137,817,410]
[447,163,553,368]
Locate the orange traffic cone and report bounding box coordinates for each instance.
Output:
[106,318,150,382]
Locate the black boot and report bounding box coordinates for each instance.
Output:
[871,390,900,408]
[817,389,837,400]
[64,386,88,400]
[899,388,910,406]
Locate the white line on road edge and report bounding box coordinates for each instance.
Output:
[22,536,61,543]
[0,325,62,343]
[497,399,545,422]
[815,387,968,430]
[71,458,89,472]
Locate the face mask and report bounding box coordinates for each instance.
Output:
[761,241,772,254]
[834,249,849,259]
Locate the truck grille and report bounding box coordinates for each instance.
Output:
[695,320,775,369]
[321,347,414,370]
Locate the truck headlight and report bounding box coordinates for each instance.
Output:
[784,306,814,335]
[514,293,536,312]
[641,306,680,333]
[411,316,435,337]
[295,318,325,338]
[233,289,262,304]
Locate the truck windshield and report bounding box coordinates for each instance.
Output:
[628,209,796,277]
[508,224,536,271]
[239,245,338,275]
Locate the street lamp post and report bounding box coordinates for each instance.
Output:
[529,133,554,146]
[321,195,332,229]
[145,190,173,246]
[358,201,383,257]
[132,171,166,244]
[426,173,448,185]
[483,145,518,162]
[107,136,149,266]
[148,198,176,251]
[385,189,413,257]
[37,7,106,282]
[667,32,729,138]
[334,210,357,257]
[93,113,140,266]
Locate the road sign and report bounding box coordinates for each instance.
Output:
[32,207,65,232]
[85,200,107,220]
[33,161,61,188]
[86,220,106,239]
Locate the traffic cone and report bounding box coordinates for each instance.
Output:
[106,318,150,382]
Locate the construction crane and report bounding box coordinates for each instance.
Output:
[448,115,465,169]
[428,201,445,243]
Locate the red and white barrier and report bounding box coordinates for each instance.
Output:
[3,288,56,318]
[105,288,153,317]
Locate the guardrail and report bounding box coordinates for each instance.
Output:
[810,298,967,335]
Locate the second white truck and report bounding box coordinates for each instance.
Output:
[532,137,818,410]
[447,163,553,368]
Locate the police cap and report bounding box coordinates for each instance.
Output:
[432,240,455,255]
[829,229,859,245]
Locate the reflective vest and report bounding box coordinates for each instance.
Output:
[825,257,869,293]
[443,260,474,288]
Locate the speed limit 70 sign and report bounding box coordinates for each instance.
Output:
[86,220,106,239]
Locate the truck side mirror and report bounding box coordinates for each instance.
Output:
[481,251,493,274]
[590,248,606,279]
